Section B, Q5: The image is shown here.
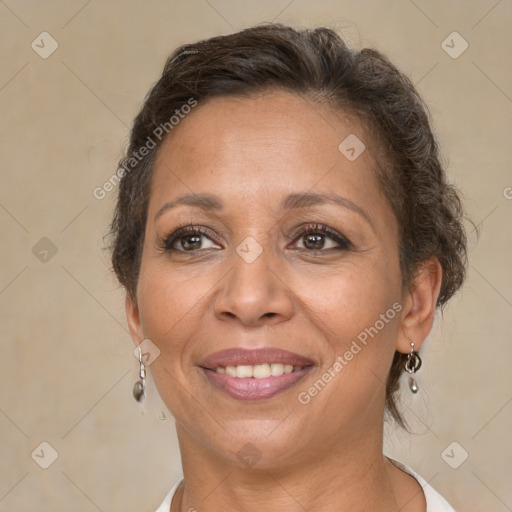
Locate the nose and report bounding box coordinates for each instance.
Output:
[213,241,294,327]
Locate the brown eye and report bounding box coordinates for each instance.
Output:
[177,233,203,251]
[293,224,351,252]
[163,226,221,252]
[306,233,331,250]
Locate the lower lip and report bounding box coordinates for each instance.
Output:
[201,367,314,401]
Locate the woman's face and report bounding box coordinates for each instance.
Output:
[127,90,407,467]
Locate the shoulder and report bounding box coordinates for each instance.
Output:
[389,459,455,511]
[155,467,455,512]
[154,477,183,512]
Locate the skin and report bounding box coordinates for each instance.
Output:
[126,90,442,512]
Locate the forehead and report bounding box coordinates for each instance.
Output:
[159,91,364,157]
[149,90,387,218]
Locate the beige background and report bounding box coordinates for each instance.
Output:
[1,0,511,510]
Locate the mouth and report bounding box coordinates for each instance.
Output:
[199,347,315,401]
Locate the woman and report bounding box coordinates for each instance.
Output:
[110,23,467,511]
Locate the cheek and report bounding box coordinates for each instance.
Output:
[300,272,401,418]
[135,263,209,415]
[303,257,402,401]
[137,254,214,334]
[302,257,401,338]
[135,254,230,396]
[134,264,197,376]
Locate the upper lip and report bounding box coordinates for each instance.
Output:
[199,348,315,369]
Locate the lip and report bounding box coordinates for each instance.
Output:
[199,347,315,369]
[201,366,314,400]
[198,347,315,401]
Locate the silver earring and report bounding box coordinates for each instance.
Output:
[405,341,422,394]
[133,347,146,402]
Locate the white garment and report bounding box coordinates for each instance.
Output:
[155,461,455,512]
[390,460,455,511]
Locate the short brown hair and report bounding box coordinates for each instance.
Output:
[109,23,468,427]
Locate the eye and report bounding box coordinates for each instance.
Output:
[161,225,222,252]
[292,224,352,252]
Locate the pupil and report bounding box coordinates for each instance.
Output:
[182,235,201,250]
[304,234,324,249]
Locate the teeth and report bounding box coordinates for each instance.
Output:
[271,363,285,376]
[225,366,237,377]
[215,363,304,378]
[251,364,270,379]
[236,365,253,378]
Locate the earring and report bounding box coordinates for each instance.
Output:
[404,341,422,394]
[133,347,146,402]
[404,341,422,373]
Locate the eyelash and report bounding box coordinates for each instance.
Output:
[159,223,352,253]
[293,224,352,251]
[159,224,214,252]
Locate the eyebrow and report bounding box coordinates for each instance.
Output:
[154,191,373,228]
[282,192,373,227]
[155,194,223,220]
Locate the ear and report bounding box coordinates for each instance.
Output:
[396,257,443,354]
[125,294,144,347]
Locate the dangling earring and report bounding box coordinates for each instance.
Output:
[133,346,146,402]
[404,341,422,394]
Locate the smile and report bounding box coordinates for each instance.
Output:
[201,365,313,400]
[215,363,304,378]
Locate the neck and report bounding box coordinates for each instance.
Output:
[171,421,414,512]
